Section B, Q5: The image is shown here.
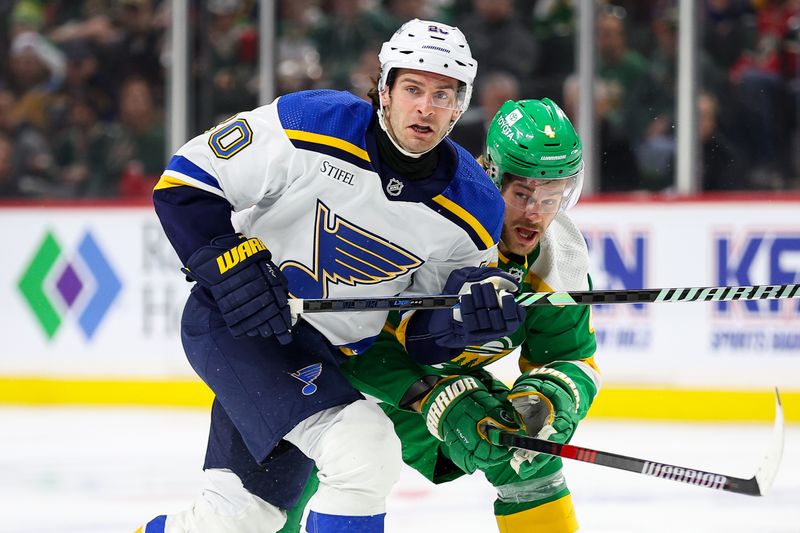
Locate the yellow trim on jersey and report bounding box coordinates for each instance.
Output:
[284,129,371,162]
[498,249,528,270]
[394,313,412,349]
[496,494,578,533]
[519,355,600,375]
[431,194,495,250]
[153,174,189,190]
[524,270,555,292]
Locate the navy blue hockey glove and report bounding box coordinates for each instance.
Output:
[182,233,293,344]
[407,267,525,358]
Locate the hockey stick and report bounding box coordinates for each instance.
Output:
[288,283,800,314]
[486,389,784,497]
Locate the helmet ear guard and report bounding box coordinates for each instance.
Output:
[486,98,584,211]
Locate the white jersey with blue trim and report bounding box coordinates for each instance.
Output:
[159,90,504,349]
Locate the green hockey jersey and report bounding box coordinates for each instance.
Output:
[340,211,600,418]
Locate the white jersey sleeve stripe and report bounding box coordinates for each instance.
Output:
[158,170,227,198]
[554,359,602,396]
[165,155,223,189]
[158,155,227,198]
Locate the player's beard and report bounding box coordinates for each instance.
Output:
[500,221,542,257]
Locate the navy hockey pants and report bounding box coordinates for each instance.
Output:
[181,290,362,509]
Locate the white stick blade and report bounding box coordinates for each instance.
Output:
[753,388,784,496]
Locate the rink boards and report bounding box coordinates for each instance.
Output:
[0,197,798,421]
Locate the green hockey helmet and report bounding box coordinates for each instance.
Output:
[486,98,584,212]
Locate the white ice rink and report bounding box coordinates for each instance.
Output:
[1,406,797,533]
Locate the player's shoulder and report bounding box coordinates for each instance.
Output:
[275,89,374,148]
[436,139,505,248]
[532,212,590,291]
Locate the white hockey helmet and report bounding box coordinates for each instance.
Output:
[378,19,477,114]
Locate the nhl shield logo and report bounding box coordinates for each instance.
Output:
[386,178,404,196]
[508,266,525,285]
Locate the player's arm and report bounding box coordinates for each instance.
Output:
[507,277,600,478]
[393,241,525,365]
[342,318,523,475]
[339,321,440,409]
[152,106,295,343]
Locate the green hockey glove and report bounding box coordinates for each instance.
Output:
[421,375,521,474]
[507,368,582,479]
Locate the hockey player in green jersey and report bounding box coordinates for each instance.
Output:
[282,98,598,533]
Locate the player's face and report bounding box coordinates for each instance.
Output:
[499,178,563,256]
[382,69,461,154]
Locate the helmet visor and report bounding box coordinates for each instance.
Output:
[503,165,584,214]
[391,79,468,111]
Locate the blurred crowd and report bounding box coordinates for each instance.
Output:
[1,0,800,199]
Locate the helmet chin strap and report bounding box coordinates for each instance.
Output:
[377,100,452,159]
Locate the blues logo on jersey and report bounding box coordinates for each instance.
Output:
[281,200,423,298]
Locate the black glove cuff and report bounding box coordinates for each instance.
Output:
[399,375,441,409]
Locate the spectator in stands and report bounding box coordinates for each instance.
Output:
[562,73,640,192]
[310,0,393,90]
[347,47,382,100]
[7,0,46,39]
[531,0,576,97]
[47,1,119,47]
[698,90,743,190]
[106,75,166,197]
[276,0,324,94]
[195,0,259,123]
[383,0,431,27]
[638,7,730,191]
[0,88,56,197]
[455,0,537,99]
[595,6,651,145]
[49,39,114,129]
[7,30,66,132]
[101,0,164,99]
[52,94,115,197]
[728,0,797,188]
[703,0,757,73]
[450,71,520,156]
[0,134,19,197]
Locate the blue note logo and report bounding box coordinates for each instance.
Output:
[281,200,423,299]
[291,363,322,395]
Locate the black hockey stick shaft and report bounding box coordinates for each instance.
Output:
[487,389,784,497]
[290,283,800,314]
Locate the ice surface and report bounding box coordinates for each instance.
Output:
[0,407,797,533]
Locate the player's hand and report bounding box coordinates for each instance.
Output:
[507,369,581,478]
[182,233,293,344]
[411,267,526,351]
[420,375,521,474]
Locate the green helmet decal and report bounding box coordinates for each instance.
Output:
[485,98,584,210]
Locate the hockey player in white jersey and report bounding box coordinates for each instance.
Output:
[138,18,526,533]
